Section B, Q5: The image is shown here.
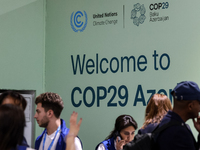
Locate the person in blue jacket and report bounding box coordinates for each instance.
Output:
[157,81,200,150]
[95,114,138,150]
[138,93,172,134]
[34,92,82,150]
[0,104,27,150]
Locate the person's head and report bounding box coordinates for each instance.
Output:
[0,104,25,150]
[34,92,64,127]
[106,115,138,144]
[171,81,200,119]
[142,94,172,128]
[0,91,27,111]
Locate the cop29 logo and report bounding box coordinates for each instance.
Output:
[131,3,146,26]
[149,2,169,10]
[70,11,87,32]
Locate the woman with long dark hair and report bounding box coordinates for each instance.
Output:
[95,114,138,150]
[0,104,32,150]
[0,91,29,148]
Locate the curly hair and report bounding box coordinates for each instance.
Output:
[141,93,172,129]
[35,92,64,118]
[0,91,27,111]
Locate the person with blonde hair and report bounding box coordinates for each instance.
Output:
[138,93,172,134]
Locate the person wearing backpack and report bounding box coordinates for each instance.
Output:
[138,94,172,134]
[156,81,200,150]
[95,115,138,150]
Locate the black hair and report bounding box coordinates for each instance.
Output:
[106,114,138,140]
[0,91,27,111]
[0,104,25,150]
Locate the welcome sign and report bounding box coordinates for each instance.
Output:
[70,51,171,108]
[45,0,200,149]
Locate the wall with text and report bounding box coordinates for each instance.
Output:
[0,0,46,139]
[1,0,200,149]
[45,0,200,149]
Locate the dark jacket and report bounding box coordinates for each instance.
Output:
[11,145,27,150]
[11,136,29,150]
[157,111,199,150]
[138,123,158,134]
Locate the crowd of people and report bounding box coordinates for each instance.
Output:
[0,81,200,150]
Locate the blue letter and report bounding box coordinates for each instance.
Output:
[121,56,136,72]
[71,54,85,75]
[152,50,158,70]
[83,87,95,107]
[147,89,156,104]
[97,86,107,107]
[159,53,170,70]
[86,59,95,74]
[71,87,82,107]
[158,89,167,95]
[100,58,108,74]
[137,55,147,71]
[134,85,146,106]
[110,57,119,73]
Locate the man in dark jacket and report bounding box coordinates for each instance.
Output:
[157,81,200,150]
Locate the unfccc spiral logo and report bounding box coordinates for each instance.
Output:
[70,11,87,32]
[131,3,146,26]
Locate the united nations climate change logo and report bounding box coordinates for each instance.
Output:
[131,3,146,26]
[70,11,87,32]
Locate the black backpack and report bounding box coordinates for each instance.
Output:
[123,121,181,150]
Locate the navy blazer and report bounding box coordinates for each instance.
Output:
[157,111,199,150]
[138,123,158,134]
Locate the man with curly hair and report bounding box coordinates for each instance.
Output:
[34,92,82,150]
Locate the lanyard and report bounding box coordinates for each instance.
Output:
[43,125,61,150]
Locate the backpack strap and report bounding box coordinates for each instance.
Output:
[153,121,183,135]
[122,121,183,150]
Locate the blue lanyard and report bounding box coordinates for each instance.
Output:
[43,125,61,150]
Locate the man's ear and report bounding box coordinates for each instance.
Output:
[47,110,54,117]
[188,101,194,111]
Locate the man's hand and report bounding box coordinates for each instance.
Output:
[193,117,200,133]
[69,111,82,136]
[66,111,82,150]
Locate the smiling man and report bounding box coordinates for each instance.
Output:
[34,92,82,150]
